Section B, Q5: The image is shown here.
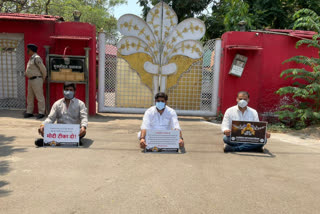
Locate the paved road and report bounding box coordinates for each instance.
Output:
[0,110,320,214]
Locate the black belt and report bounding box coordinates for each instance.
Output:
[29,76,42,80]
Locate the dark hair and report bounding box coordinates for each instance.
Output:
[27,44,38,53]
[237,91,250,98]
[64,82,76,90]
[155,92,168,101]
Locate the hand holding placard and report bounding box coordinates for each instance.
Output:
[145,130,180,152]
[44,124,80,147]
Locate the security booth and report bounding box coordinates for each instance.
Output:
[0,13,96,115]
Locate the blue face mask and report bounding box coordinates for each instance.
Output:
[156,101,166,110]
[63,90,74,100]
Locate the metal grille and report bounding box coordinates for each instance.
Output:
[104,44,153,108]
[0,37,25,109]
[104,45,117,107]
[167,60,203,110]
[201,39,216,111]
[167,39,216,112]
[114,57,153,108]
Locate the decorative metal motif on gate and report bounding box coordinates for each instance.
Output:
[117,1,206,94]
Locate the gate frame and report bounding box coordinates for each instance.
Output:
[98,32,222,116]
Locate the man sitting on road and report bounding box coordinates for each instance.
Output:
[139,92,184,149]
[221,91,271,153]
[35,82,88,147]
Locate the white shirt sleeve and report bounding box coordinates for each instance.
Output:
[253,109,260,122]
[221,108,231,132]
[79,101,88,128]
[141,109,152,130]
[42,102,57,125]
[170,111,181,130]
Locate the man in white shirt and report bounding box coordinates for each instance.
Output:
[35,82,88,147]
[139,92,184,149]
[221,91,271,152]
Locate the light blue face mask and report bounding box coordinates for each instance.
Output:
[156,101,166,110]
[63,90,74,100]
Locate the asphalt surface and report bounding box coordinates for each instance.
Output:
[0,110,320,214]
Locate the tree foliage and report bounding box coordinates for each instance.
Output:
[0,0,126,34]
[293,8,320,32]
[137,0,213,22]
[224,0,252,31]
[202,0,320,40]
[276,10,320,129]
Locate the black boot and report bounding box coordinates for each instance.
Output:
[35,138,44,147]
[24,113,34,118]
[79,138,84,146]
[223,144,235,153]
[36,114,45,119]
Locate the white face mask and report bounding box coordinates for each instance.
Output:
[238,99,248,108]
[64,90,74,100]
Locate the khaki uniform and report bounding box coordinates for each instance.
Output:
[25,53,47,114]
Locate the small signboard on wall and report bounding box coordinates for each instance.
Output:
[49,56,85,81]
[229,54,248,77]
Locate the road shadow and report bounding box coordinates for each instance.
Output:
[81,138,94,148]
[141,147,187,154]
[233,149,276,158]
[0,110,25,119]
[89,113,204,123]
[0,181,10,197]
[0,134,26,197]
[90,114,143,122]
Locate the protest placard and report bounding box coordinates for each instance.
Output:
[44,124,80,147]
[146,130,180,152]
[231,121,267,144]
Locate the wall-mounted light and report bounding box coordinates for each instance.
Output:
[73,10,81,22]
[238,20,247,32]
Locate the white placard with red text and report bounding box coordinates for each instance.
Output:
[44,124,80,144]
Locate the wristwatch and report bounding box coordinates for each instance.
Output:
[140,137,145,140]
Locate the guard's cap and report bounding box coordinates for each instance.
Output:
[27,44,38,52]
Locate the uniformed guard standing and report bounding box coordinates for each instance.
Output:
[24,44,47,119]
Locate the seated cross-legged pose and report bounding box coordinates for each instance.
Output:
[35,82,88,147]
[221,91,271,153]
[139,92,184,149]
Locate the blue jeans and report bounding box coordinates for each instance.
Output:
[223,136,267,152]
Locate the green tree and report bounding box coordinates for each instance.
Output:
[244,0,295,30]
[0,0,126,34]
[199,0,228,40]
[223,0,253,31]
[203,0,320,39]
[137,0,213,22]
[275,9,320,129]
[292,8,320,32]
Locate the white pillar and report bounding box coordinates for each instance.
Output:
[98,31,106,112]
[212,39,222,115]
[160,76,166,92]
[153,76,159,97]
